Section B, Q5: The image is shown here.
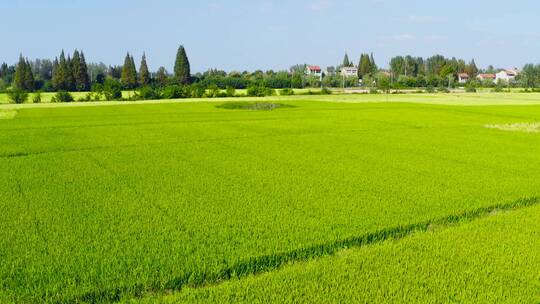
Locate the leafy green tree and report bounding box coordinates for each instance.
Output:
[174,45,191,84]
[156,67,169,87]
[139,53,151,86]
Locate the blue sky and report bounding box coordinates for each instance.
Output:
[2,0,539,72]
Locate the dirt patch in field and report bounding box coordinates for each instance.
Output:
[484,122,540,133]
[0,110,17,119]
[216,102,295,111]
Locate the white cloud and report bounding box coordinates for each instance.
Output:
[309,0,333,11]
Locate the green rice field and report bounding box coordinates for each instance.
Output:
[1,93,540,303]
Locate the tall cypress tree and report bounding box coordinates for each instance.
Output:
[343,53,351,67]
[71,50,82,91]
[121,52,137,89]
[130,54,137,86]
[78,51,90,91]
[65,54,75,90]
[370,53,378,74]
[174,45,191,85]
[24,59,35,91]
[52,57,61,90]
[139,52,150,86]
[14,55,30,90]
[358,54,372,78]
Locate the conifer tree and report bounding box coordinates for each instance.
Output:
[139,52,150,86]
[65,54,75,90]
[121,52,138,89]
[358,54,372,78]
[370,53,378,74]
[343,53,351,67]
[13,55,26,90]
[52,57,60,90]
[174,45,191,84]
[13,55,34,91]
[156,66,168,87]
[71,50,82,90]
[24,59,35,91]
[78,51,90,91]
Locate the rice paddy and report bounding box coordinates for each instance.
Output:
[1,93,540,303]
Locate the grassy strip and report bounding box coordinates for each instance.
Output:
[77,197,540,303]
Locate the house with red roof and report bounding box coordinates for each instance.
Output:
[305,65,322,77]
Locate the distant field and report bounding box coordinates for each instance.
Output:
[3,91,540,108]
[2,94,540,302]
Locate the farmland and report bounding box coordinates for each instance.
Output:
[2,93,540,303]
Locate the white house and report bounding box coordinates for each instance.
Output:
[495,69,519,83]
[306,66,322,77]
[341,66,358,77]
[458,73,470,84]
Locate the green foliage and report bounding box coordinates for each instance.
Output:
[139,53,151,86]
[246,85,276,97]
[7,89,28,104]
[174,45,191,85]
[54,91,74,102]
[32,92,42,103]
[225,86,236,97]
[155,67,169,87]
[134,86,161,100]
[121,53,138,89]
[14,55,34,91]
[161,85,187,99]
[103,78,123,100]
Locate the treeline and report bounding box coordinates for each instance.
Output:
[0,45,192,92]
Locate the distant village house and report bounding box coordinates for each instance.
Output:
[341,66,358,77]
[306,65,322,77]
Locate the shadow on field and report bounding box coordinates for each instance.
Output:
[216,101,296,111]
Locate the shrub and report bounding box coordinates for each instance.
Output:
[279,88,294,96]
[369,88,379,94]
[426,86,435,93]
[103,78,123,101]
[190,83,206,98]
[162,85,186,99]
[206,84,221,98]
[7,89,28,104]
[32,92,42,103]
[55,91,74,102]
[134,86,161,100]
[247,85,275,97]
[226,86,236,97]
